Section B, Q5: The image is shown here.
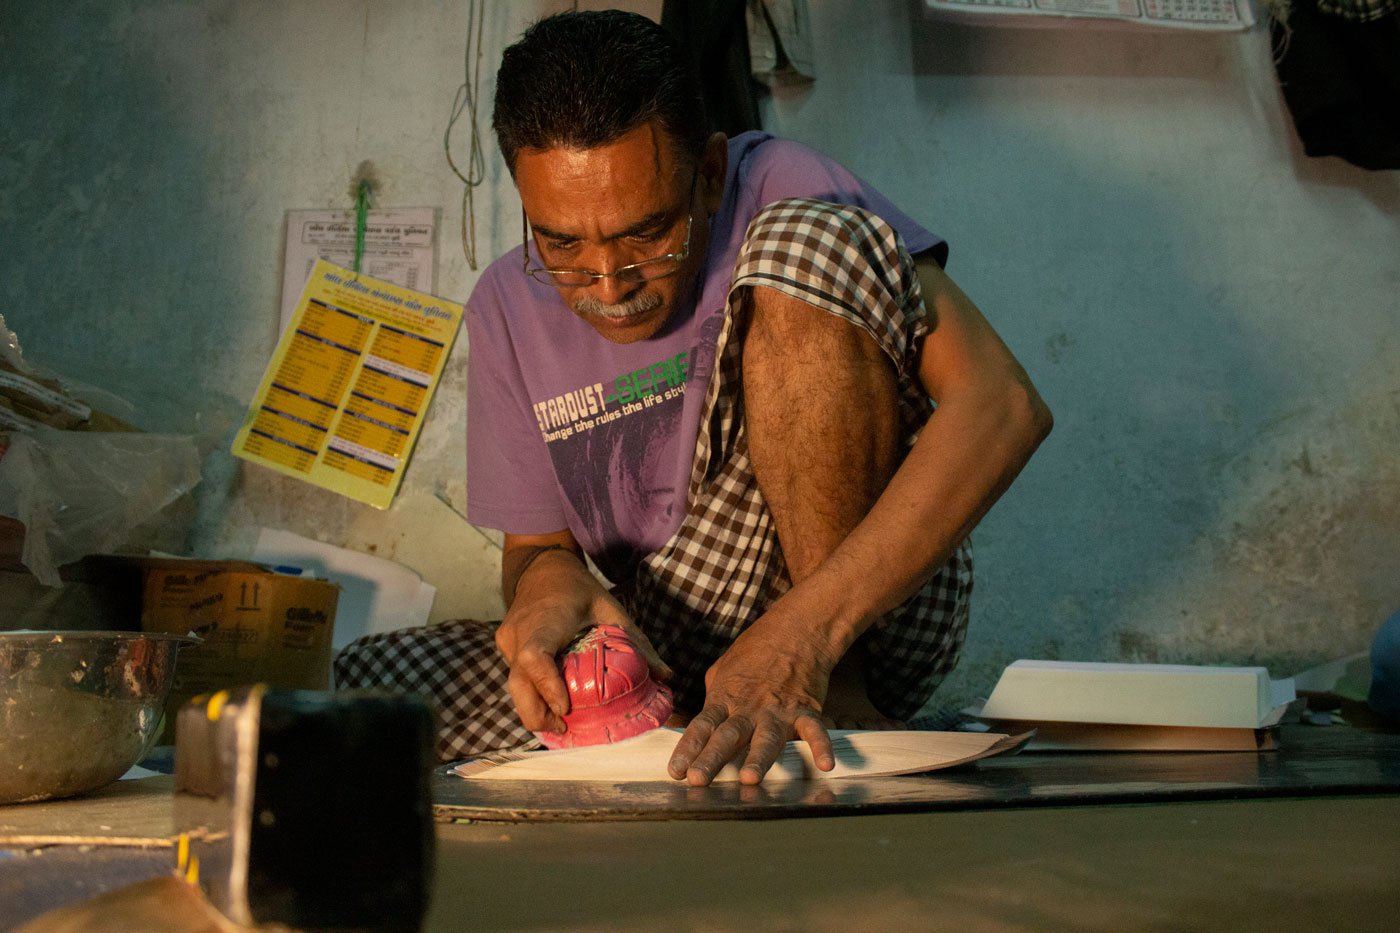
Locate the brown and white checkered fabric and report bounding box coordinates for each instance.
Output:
[621,197,971,720]
[333,619,536,761]
[335,197,971,761]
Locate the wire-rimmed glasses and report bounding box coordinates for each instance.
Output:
[522,212,693,289]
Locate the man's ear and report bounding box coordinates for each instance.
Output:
[700,132,728,215]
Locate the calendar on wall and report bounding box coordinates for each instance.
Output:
[1140,0,1250,25]
[923,0,1254,30]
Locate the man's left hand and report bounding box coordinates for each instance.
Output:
[665,620,838,786]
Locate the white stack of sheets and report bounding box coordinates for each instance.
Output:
[969,660,1297,752]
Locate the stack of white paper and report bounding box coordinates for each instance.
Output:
[971,660,1297,752]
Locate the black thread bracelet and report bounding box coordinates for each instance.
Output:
[507,544,570,603]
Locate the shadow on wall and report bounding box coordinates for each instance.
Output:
[909,13,1238,80]
[909,4,1400,222]
[901,8,1400,700]
[0,2,248,540]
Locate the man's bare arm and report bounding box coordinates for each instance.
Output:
[501,530,587,610]
[670,256,1053,785]
[839,254,1054,607]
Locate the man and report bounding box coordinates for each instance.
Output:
[337,10,1051,786]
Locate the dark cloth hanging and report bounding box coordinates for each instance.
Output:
[1270,0,1400,170]
[661,0,762,137]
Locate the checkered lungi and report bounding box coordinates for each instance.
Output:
[335,198,972,762]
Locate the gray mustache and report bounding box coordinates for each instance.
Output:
[572,289,663,320]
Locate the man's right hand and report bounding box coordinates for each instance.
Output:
[495,534,670,734]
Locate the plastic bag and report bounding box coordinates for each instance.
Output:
[0,314,202,586]
[0,425,200,586]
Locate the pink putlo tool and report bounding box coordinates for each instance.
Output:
[535,624,673,749]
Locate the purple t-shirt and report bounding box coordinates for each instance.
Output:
[466,132,944,584]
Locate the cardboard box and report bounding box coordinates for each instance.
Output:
[138,559,340,738]
[0,555,340,740]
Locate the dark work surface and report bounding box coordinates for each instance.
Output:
[6,725,1398,931]
[431,723,1400,822]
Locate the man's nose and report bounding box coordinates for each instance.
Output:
[589,267,639,306]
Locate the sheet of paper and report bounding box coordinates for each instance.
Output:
[281,208,437,332]
[251,527,435,651]
[922,0,1253,30]
[119,764,165,781]
[1291,652,1370,701]
[454,728,1025,783]
[232,259,462,509]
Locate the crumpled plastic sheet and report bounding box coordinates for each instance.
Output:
[0,425,201,586]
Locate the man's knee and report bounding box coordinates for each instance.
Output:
[742,284,894,389]
[738,285,903,580]
[740,284,901,461]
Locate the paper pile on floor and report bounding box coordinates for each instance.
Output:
[968,660,1297,751]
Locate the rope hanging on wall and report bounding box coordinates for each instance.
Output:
[444,0,487,271]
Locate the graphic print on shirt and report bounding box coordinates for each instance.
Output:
[532,350,690,581]
[530,351,689,443]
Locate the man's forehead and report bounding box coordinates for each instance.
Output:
[515,123,685,200]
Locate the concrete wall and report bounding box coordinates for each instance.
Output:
[763,6,1400,699]
[2,1,1396,708]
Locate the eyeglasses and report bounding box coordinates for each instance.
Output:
[522,212,693,289]
[522,173,697,289]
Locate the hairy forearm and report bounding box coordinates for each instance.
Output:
[504,544,567,608]
[860,379,1045,612]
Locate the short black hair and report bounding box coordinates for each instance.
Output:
[492,10,709,175]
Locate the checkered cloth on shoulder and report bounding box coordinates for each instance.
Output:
[621,197,971,720]
[335,198,972,762]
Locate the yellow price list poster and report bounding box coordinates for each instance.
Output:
[232,258,462,509]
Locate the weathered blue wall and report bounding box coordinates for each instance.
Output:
[761,9,1400,697]
[2,1,1396,707]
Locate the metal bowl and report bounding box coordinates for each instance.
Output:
[0,631,196,805]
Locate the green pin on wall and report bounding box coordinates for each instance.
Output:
[349,160,380,275]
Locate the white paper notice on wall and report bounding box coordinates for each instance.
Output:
[281,208,438,333]
[922,0,1253,31]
